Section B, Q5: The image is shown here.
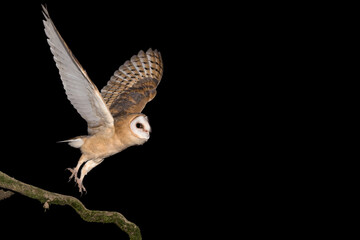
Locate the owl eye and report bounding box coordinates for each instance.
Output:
[136,123,143,129]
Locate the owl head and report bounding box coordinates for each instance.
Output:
[115,113,151,146]
[129,114,151,140]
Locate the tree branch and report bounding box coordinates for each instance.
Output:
[0,171,141,240]
[0,188,14,200]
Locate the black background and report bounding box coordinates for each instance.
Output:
[0,1,241,239]
[0,1,331,239]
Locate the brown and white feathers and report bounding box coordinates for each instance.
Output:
[42,5,162,134]
[42,5,163,193]
[101,49,163,115]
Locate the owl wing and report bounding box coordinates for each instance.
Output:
[42,6,114,135]
[101,49,163,118]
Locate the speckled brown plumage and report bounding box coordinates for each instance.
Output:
[101,49,163,117]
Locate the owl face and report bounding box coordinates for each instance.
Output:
[130,115,151,140]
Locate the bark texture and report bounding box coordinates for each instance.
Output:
[0,171,141,240]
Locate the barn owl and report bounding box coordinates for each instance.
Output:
[42,6,163,193]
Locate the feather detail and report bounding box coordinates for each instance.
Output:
[57,138,84,148]
[42,5,114,135]
[101,48,163,110]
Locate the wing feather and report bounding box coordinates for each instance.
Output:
[42,5,114,135]
[101,48,163,117]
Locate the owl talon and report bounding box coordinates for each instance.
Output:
[76,178,87,194]
[66,167,78,182]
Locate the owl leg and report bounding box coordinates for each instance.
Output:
[76,158,104,193]
[67,155,89,183]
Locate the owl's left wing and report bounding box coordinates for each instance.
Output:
[42,6,114,135]
[101,49,163,118]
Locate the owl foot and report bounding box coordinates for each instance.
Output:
[76,178,87,194]
[66,167,79,182]
[67,168,86,194]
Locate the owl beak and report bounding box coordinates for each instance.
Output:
[143,133,150,141]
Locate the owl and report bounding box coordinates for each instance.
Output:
[42,6,163,193]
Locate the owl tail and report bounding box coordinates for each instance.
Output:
[57,137,85,148]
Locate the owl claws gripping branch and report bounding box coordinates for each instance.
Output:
[42,6,163,193]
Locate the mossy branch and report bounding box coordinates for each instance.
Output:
[0,171,141,240]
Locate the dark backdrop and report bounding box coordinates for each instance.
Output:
[0,1,239,239]
[0,1,316,239]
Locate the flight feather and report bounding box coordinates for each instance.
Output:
[101,49,163,118]
[42,5,114,135]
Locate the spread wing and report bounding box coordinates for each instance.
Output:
[42,6,114,135]
[101,49,163,118]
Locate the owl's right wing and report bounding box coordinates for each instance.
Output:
[100,49,163,118]
[42,6,114,135]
